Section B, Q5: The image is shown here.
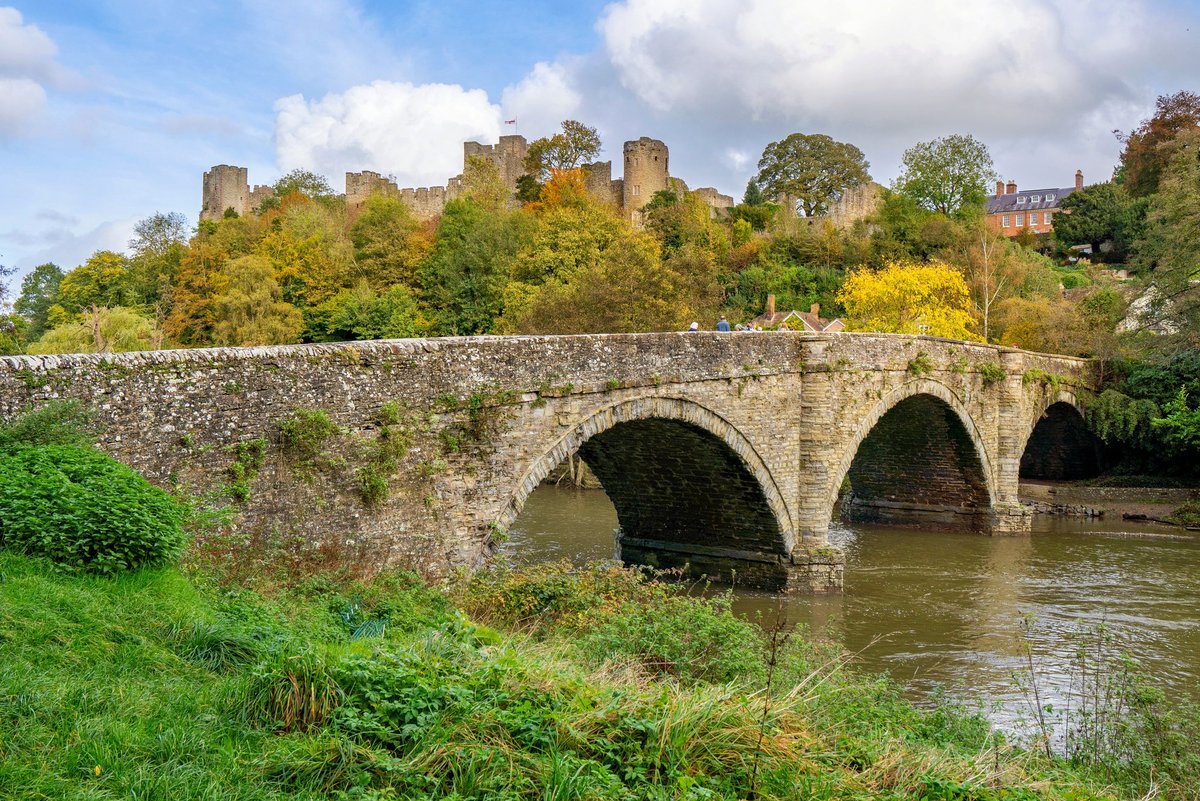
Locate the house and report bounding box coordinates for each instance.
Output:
[985,170,1083,237]
[750,295,846,332]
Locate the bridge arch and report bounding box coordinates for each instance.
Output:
[498,396,795,583]
[1020,390,1101,480]
[829,379,997,530]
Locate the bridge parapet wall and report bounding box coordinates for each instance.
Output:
[0,334,810,582]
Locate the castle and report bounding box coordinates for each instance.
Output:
[201,135,734,223]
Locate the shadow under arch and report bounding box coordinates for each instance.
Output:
[830,379,998,531]
[1020,391,1101,480]
[498,396,796,588]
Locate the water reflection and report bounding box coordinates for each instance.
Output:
[505,484,1200,712]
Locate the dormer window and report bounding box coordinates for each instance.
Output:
[1016,196,1026,204]
[1029,195,1040,203]
[1045,193,1056,202]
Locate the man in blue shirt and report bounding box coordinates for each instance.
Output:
[716,315,731,332]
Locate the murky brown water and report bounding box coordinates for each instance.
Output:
[504,485,1200,715]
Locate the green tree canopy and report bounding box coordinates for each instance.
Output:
[1053,182,1147,261]
[56,251,138,315]
[273,169,334,200]
[349,194,429,288]
[14,262,64,342]
[754,133,871,217]
[894,134,997,216]
[523,120,602,182]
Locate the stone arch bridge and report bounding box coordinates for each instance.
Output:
[0,333,1099,592]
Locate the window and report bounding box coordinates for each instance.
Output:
[1029,195,1040,203]
[1002,215,1011,227]
[1044,210,1053,224]
[1015,213,1024,226]
[632,185,640,196]
[1016,196,1026,204]
[1029,212,1038,226]
[1045,193,1056,202]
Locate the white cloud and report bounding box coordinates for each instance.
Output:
[7,216,138,274]
[0,6,69,135]
[597,0,1192,138]
[0,76,45,134]
[274,80,503,188]
[500,61,583,136]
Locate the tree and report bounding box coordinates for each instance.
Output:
[1053,182,1147,261]
[420,199,532,336]
[523,120,602,181]
[349,194,430,288]
[273,169,334,200]
[128,211,189,306]
[310,281,422,342]
[837,259,979,340]
[209,256,304,347]
[754,133,871,217]
[894,134,997,216]
[742,179,766,206]
[56,251,138,314]
[1117,90,1200,197]
[13,262,64,342]
[462,154,509,211]
[1133,128,1200,336]
[29,306,162,354]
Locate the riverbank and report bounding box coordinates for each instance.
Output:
[4,550,1191,800]
[1020,480,1200,524]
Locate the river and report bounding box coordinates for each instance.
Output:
[503,484,1200,720]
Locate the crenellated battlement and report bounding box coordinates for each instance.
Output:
[203,132,735,224]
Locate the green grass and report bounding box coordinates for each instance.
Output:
[0,552,1175,800]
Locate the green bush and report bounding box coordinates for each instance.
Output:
[0,444,187,574]
[279,409,338,460]
[0,399,94,454]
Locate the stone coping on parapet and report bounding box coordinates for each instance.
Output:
[0,330,1091,372]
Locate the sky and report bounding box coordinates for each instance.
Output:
[2,0,1199,278]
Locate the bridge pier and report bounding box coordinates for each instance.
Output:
[615,532,844,592]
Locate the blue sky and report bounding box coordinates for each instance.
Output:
[3,0,1199,278]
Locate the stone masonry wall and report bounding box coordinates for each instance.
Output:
[0,332,1097,588]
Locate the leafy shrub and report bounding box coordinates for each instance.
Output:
[0,399,94,454]
[0,444,187,574]
[279,409,338,460]
[460,562,764,684]
[976,361,1006,387]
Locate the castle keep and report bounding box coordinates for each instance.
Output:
[201,135,734,223]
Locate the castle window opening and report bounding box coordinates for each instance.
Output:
[633,185,640,196]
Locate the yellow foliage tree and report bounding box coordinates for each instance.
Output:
[837,259,980,340]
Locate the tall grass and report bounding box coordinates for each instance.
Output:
[0,550,1182,800]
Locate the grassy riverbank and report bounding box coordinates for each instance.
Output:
[4,552,1195,800]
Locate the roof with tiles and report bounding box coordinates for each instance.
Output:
[985,186,1075,214]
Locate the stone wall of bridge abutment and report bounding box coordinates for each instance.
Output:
[0,332,1098,593]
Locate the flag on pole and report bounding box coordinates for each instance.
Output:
[504,118,517,125]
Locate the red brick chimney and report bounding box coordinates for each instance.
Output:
[810,302,820,317]
[1075,170,1083,191]
[766,294,775,317]
[1005,180,1017,194]
[995,180,1004,198]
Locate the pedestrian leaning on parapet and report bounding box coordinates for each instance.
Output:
[716,315,731,332]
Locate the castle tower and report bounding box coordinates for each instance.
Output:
[462,135,528,195]
[201,165,251,221]
[622,137,669,218]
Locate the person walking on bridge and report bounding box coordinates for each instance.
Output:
[716,315,731,332]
